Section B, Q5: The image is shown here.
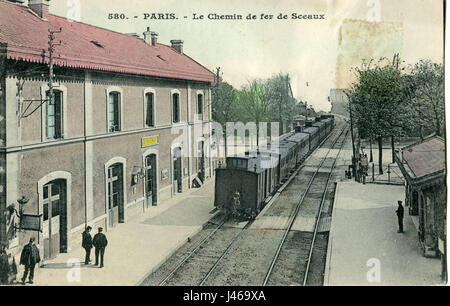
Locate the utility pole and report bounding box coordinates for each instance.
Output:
[46,27,61,258]
[345,91,357,180]
[48,28,62,116]
[215,67,221,86]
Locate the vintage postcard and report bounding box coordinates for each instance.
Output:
[0,0,446,294]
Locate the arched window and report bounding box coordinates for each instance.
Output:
[172,93,180,123]
[197,94,203,120]
[45,90,63,139]
[146,92,155,127]
[108,91,121,132]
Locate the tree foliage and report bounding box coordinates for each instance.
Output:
[347,56,444,174]
[402,60,445,137]
[265,73,297,134]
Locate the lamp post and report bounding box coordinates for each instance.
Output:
[17,196,29,216]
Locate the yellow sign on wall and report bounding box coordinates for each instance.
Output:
[141,136,158,148]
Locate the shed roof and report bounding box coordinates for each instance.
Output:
[401,136,446,179]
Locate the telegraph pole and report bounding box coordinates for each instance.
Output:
[48,28,62,114]
[215,67,221,86]
[305,102,308,121]
[46,27,61,258]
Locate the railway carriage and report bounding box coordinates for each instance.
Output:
[302,124,320,151]
[215,153,278,219]
[285,132,310,165]
[214,115,335,219]
[312,119,326,143]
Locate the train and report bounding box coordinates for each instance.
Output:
[214,114,335,219]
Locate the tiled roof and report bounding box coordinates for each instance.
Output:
[0,1,215,83]
[402,136,446,179]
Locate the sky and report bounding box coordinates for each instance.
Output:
[48,0,444,112]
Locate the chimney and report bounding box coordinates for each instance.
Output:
[151,32,158,46]
[143,27,152,44]
[170,40,183,54]
[28,0,50,19]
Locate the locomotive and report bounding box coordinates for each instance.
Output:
[214,115,334,219]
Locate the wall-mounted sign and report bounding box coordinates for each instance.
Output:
[19,214,42,232]
[161,169,169,181]
[141,136,158,148]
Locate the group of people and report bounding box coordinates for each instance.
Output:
[82,227,108,267]
[0,226,108,285]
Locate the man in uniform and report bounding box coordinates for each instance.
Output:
[92,227,108,268]
[0,245,9,285]
[82,226,93,265]
[396,201,404,233]
[20,237,40,285]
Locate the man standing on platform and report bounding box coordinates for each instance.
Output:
[93,227,108,268]
[20,237,40,285]
[82,226,93,265]
[396,201,404,233]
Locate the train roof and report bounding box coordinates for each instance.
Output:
[302,126,319,134]
[285,132,310,143]
[225,153,277,174]
[312,121,325,128]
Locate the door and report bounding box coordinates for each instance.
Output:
[198,141,205,182]
[107,163,124,228]
[145,154,157,207]
[42,180,67,260]
[173,147,182,194]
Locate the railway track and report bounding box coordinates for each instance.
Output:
[140,121,348,286]
[262,126,348,286]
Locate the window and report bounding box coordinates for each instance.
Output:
[46,90,63,139]
[107,163,123,210]
[146,92,155,127]
[172,93,180,123]
[43,182,61,221]
[108,92,121,132]
[197,94,203,120]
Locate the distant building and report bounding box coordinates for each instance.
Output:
[0,0,217,260]
[395,136,446,265]
[329,89,349,117]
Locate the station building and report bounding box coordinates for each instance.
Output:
[0,0,217,260]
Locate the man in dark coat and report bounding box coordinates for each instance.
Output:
[82,226,93,265]
[92,227,108,268]
[396,201,404,233]
[0,245,9,285]
[20,237,40,284]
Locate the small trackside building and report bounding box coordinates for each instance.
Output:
[395,135,446,280]
[0,0,218,261]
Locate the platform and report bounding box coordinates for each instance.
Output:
[15,181,216,286]
[324,181,442,286]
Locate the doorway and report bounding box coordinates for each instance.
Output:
[197,141,205,183]
[107,163,124,228]
[42,179,67,260]
[173,147,182,194]
[145,154,157,207]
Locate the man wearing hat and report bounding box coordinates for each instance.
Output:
[82,226,93,265]
[92,227,108,268]
[396,201,404,233]
[19,237,40,284]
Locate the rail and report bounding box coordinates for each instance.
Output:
[262,125,348,286]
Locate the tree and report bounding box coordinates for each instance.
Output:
[348,59,405,174]
[402,60,444,138]
[265,73,297,134]
[236,80,270,145]
[211,82,238,157]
